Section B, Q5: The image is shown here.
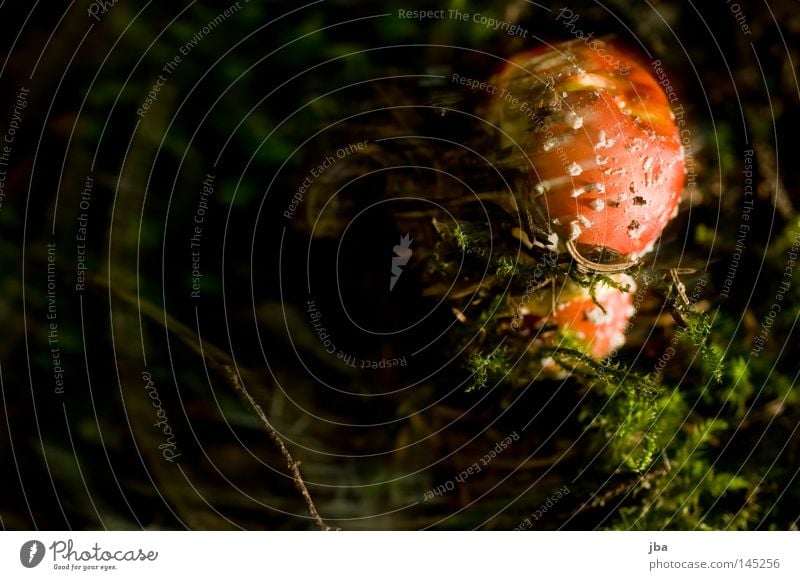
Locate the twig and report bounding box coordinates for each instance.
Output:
[573,461,671,516]
[221,365,334,531]
[669,268,690,306]
[95,277,333,530]
[566,239,640,274]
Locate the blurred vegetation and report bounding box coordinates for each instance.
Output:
[0,0,799,531]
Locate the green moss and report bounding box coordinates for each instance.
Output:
[466,347,510,391]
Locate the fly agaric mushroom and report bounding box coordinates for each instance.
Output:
[484,40,685,261]
[520,274,636,360]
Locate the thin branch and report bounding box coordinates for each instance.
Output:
[221,365,334,531]
[572,461,671,517]
[566,239,640,274]
[97,277,333,530]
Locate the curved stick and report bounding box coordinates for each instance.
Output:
[565,239,640,273]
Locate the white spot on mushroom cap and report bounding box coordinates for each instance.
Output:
[594,130,615,150]
[587,182,605,193]
[577,214,592,228]
[543,137,559,152]
[585,306,608,324]
[534,180,551,196]
[569,220,582,240]
[590,199,606,211]
[565,111,583,129]
[567,162,583,176]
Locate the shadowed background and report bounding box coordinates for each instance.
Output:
[0,0,799,530]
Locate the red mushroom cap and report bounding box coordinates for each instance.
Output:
[521,274,636,359]
[485,40,685,259]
